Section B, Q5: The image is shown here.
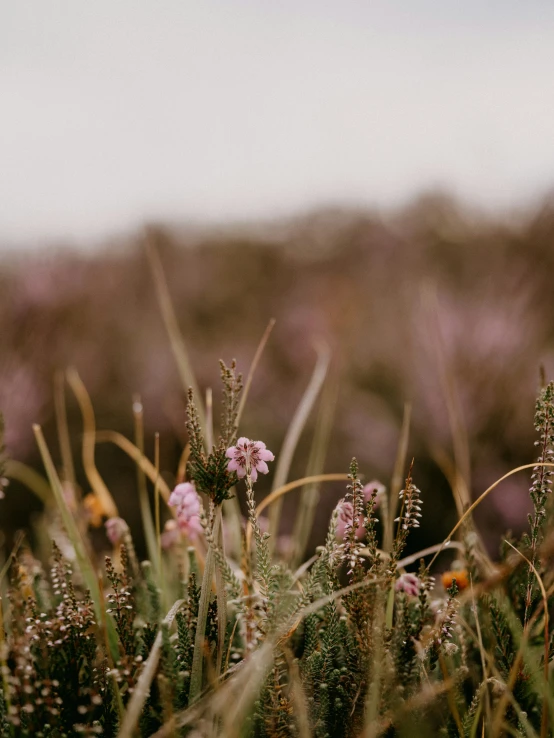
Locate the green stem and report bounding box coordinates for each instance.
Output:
[189,512,221,703]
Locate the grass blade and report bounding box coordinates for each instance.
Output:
[385,401,411,553]
[132,396,159,572]
[33,425,104,626]
[145,235,206,433]
[117,598,186,738]
[66,367,118,518]
[189,512,221,703]
[290,374,337,567]
[268,344,330,546]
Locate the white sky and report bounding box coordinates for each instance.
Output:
[2,0,554,246]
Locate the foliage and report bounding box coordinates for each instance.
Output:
[1,367,554,738]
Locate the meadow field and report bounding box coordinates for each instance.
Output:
[1,197,554,736]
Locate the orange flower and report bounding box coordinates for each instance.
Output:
[441,569,469,591]
[83,493,106,528]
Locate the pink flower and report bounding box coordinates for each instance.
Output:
[178,513,203,540]
[105,517,129,546]
[169,482,198,514]
[161,519,181,550]
[336,500,359,540]
[168,482,203,540]
[335,482,385,540]
[395,572,420,597]
[225,437,275,483]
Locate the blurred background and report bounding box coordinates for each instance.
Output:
[2,1,554,560]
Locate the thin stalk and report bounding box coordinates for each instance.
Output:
[290,375,337,567]
[427,462,554,573]
[4,459,53,506]
[176,442,191,483]
[95,430,172,502]
[245,472,271,600]
[154,432,163,595]
[189,512,221,703]
[53,370,76,490]
[245,473,348,552]
[268,344,330,549]
[118,598,186,738]
[504,540,550,738]
[424,285,472,511]
[32,424,119,659]
[214,508,227,677]
[386,401,411,552]
[205,388,213,451]
[236,318,276,428]
[133,395,159,571]
[66,367,118,518]
[145,236,206,435]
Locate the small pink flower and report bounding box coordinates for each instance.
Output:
[168,482,203,540]
[395,572,420,597]
[335,500,358,540]
[335,482,385,540]
[169,482,198,514]
[178,512,203,540]
[105,517,129,546]
[161,520,181,550]
[225,437,275,483]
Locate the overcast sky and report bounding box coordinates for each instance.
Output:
[2,1,554,247]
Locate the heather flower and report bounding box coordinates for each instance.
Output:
[335,480,385,540]
[105,517,129,546]
[335,500,361,540]
[395,572,420,597]
[169,482,199,515]
[225,437,275,483]
[168,481,203,540]
[161,519,180,550]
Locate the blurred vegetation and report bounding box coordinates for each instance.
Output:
[2,193,554,556]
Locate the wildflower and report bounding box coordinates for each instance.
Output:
[225,437,274,483]
[168,481,203,540]
[394,473,423,530]
[169,482,199,514]
[336,500,361,540]
[335,480,385,540]
[83,493,106,528]
[104,517,129,546]
[441,569,469,591]
[161,519,180,550]
[395,572,420,597]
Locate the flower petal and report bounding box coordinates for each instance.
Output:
[236,466,246,478]
[255,460,269,475]
[168,491,180,507]
[225,446,237,459]
[259,449,274,462]
[237,437,250,447]
[227,459,239,473]
[250,467,258,482]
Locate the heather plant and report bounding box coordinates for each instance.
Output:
[1,270,554,736]
[1,365,553,737]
